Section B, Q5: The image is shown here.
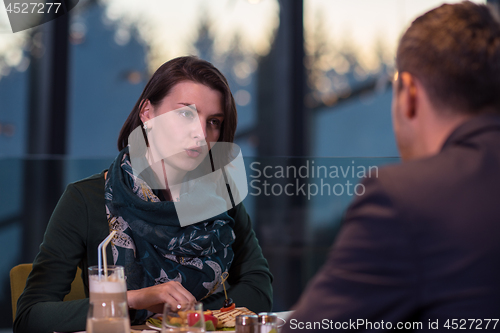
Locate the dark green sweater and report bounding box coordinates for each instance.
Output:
[14,171,273,333]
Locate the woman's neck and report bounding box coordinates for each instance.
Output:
[145,151,187,201]
[160,160,185,201]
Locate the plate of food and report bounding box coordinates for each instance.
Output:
[146,277,284,331]
[146,306,256,332]
[146,307,286,332]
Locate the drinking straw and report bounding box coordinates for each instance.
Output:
[97,230,116,280]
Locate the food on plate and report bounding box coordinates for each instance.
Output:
[212,307,256,329]
[149,272,250,331]
[220,297,235,312]
[212,274,256,329]
[220,302,235,312]
[147,307,256,331]
[149,310,219,331]
[222,298,234,308]
[219,274,237,312]
[203,310,219,330]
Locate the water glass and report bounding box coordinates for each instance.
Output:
[162,302,205,333]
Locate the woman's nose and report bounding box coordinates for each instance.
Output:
[192,120,206,140]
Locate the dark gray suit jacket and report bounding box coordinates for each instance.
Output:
[283,115,500,332]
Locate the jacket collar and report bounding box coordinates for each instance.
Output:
[440,114,500,151]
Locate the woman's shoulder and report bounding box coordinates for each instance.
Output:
[65,169,107,200]
[228,202,249,224]
[70,169,106,186]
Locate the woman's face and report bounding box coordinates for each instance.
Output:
[140,81,224,175]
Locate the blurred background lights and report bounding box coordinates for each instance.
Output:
[233,61,253,79]
[70,21,87,44]
[114,27,131,46]
[5,48,22,67]
[101,0,279,70]
[0,122,15,137]
[235,89,251,106]
[126,70,143,84]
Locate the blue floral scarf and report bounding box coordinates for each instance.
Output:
[104,148,235,321]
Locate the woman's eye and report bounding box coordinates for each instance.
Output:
[209,119,221,127]
[179,110,194,118]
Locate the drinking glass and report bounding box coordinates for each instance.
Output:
[86,300,130,333]
[161,302,205,333]
[88,265,127,304]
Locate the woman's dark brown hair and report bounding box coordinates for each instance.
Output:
[117,56,237,151]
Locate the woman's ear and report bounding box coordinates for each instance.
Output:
[139,100,153,123]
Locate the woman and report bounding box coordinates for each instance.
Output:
[14,56,273,333]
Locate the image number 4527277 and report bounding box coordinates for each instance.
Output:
[2,0,79,33]
[5,2,62,14]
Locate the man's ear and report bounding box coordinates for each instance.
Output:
[399,72,418,120]
[139,100,153,123]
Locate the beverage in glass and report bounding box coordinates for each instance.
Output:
[87,265,129,331]
[88,265,127,305]
[86,300,130,333]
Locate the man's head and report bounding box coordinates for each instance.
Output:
[392,1,500,160]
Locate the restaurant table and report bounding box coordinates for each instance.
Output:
[58,310,294,332]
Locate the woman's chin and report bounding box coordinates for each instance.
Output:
[175,159,204,173]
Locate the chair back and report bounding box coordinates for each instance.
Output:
[10,263,86,321]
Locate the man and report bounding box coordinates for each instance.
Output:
[283,2,500,332]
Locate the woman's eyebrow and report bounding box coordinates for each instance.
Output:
[178,103,197,110]
[210,112,225,117]
[177,103,224,117]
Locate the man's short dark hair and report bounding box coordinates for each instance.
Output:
[397,1,500,114]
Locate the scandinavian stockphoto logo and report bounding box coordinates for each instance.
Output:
[249,160,379,200]
[128,104,248,227]
[1,0,78,33]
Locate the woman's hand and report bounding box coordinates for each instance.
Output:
[127,281,197,314]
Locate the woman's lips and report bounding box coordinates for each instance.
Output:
[185,147,202,158]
